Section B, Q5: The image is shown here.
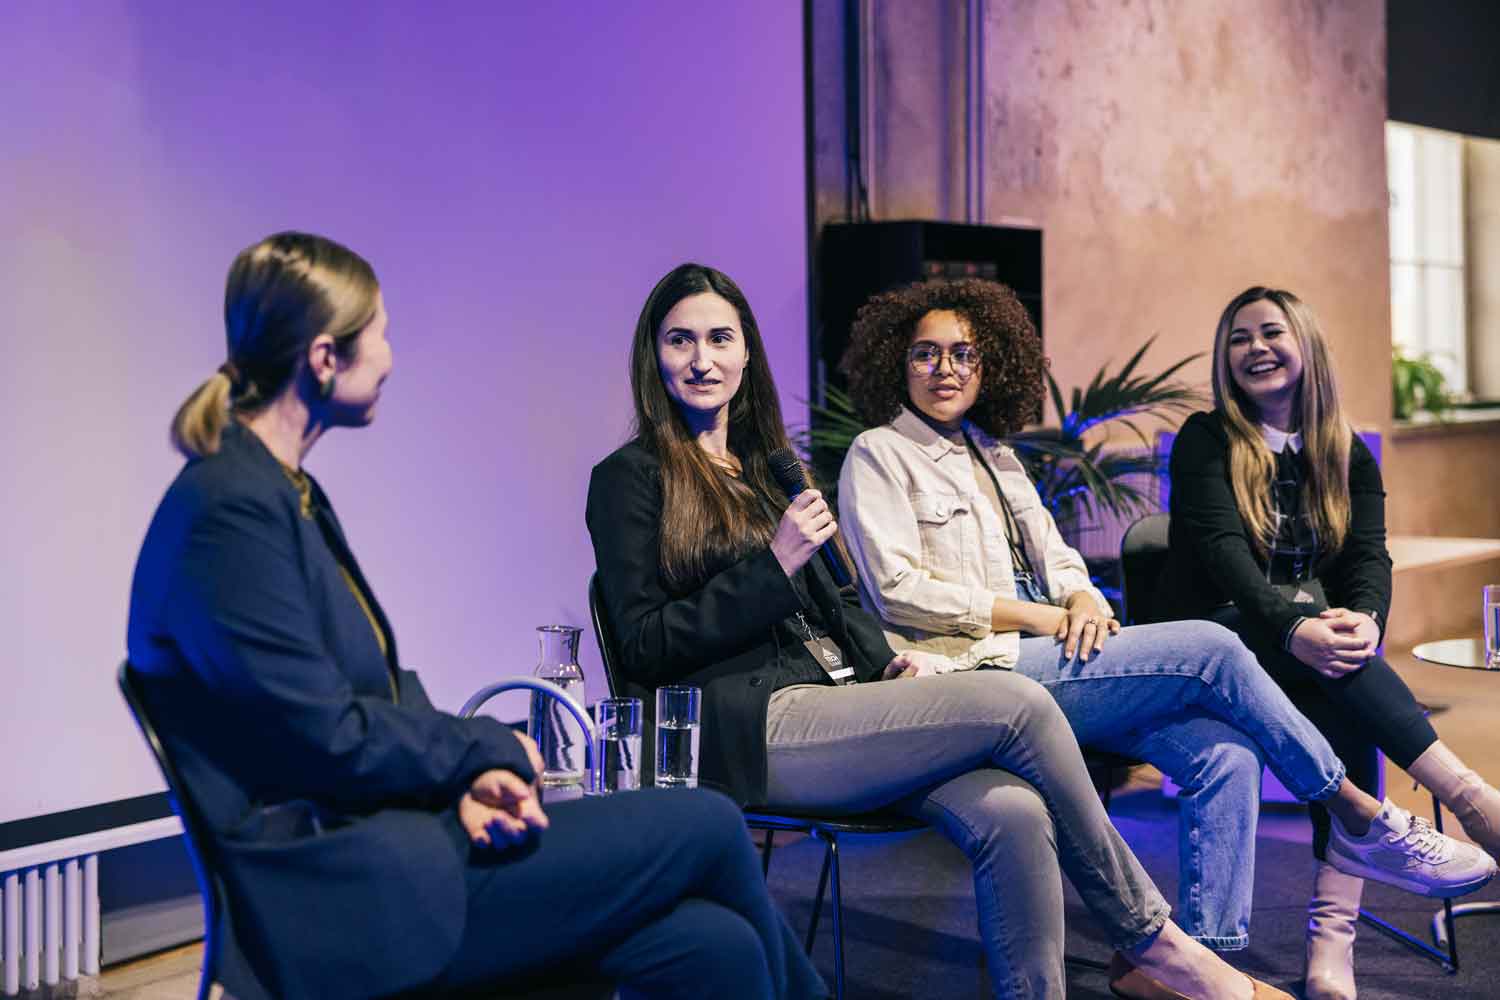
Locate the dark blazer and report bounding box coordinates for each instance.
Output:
[127,423,534,1000]
[1158,410,1393,641]
[585,439,897,806]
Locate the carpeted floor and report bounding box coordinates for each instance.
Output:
[762,786,1500,999]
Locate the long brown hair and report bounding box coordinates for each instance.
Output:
[170,232,379,458]
[1210,286,1352,556]
[629,264,794,591]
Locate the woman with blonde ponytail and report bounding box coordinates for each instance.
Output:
[128,234,823,1000]
[1162,286,1500,999]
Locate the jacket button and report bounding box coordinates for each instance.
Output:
[749,676,764,687]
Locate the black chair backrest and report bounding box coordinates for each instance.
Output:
[117,662,227,997]
[587,573,624,698]
[1119,512,1171,626]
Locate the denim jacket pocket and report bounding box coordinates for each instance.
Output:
[911,491,970,582]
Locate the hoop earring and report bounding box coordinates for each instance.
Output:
[319,375,336,401]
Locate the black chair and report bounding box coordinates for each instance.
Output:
[118,662,242,1000]
[586,574,923,1000]
[1119,511,1171,628]
[119,662,615,999]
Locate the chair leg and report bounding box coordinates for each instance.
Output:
[198,910,218,1000]
[827,833,846,1000]
[1432,792,1460,971]
[805,833,832,955]
[1356,790,1460,973]
[760,829,775,878]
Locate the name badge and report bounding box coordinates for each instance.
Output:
[804,637,854,684]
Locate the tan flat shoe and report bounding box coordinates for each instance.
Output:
[1108,952,1294,1000]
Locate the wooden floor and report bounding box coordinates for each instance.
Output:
[99,941,216,999]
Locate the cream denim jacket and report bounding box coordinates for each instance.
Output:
[838,406,1110,670]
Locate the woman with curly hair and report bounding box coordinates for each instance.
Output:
[835,278,1493,965]
[1161,286,1500,998]
[589,262,1306,1000]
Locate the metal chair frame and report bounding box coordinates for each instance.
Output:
[117,662,229,1000]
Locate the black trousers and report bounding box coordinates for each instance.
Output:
[426,787,825,999]
[1209,606,1438,860]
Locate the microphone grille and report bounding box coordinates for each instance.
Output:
[767,448,808,493]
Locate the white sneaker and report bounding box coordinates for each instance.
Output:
[1327,798,1497,899]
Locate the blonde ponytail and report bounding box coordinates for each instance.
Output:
[170,370,234,459]
[171,233,378,461]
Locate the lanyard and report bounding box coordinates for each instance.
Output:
[963,432,1041,586]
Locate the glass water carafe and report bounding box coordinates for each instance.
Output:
[527,625,587,788]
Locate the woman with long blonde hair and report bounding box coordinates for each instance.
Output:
[1162,286,1500,999]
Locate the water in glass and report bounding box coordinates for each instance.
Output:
[656,721,700,788]
[1485,584,1500,669]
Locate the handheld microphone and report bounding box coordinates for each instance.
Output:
[768,448,853,588]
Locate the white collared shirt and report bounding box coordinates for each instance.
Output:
[1260,423,1303,453]
[837,406,1111,670]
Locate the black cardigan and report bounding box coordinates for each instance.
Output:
[1158,410,1392,643]
[585,439,896,805]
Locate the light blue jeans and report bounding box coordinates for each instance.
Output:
[764,671,1171,999]
[1009,618,1347,950]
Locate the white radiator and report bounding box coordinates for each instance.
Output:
[0,816,182,997]
[0,856,98,995]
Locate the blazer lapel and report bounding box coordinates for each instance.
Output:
[303,476,402,672]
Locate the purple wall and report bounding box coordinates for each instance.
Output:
[0,2,808,824]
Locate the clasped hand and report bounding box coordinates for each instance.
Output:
[458,731,550,849]
[1052,593,1121,661]
[1289,608,1379,679]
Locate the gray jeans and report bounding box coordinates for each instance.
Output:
[765,670,1169,1000]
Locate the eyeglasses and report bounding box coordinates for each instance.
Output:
[908,342,982,377]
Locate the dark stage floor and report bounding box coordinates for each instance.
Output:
[762,785,1500,998]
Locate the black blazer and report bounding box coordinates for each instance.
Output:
[127,423,534,1000]
[1158,410,1392,642]
[585,440,896,806]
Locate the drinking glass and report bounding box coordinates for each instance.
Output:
[1484,584,1500,669]
[654,685,701,788]
[591,697,643,794]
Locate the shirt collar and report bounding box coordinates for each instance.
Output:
[1260,423,1303,454]
[891,405,968,458]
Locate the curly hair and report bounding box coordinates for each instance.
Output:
[839,277,1047,436]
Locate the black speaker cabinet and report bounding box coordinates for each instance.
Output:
[815,220,1042,394]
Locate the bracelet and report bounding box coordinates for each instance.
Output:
[1281,616,1309,651]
